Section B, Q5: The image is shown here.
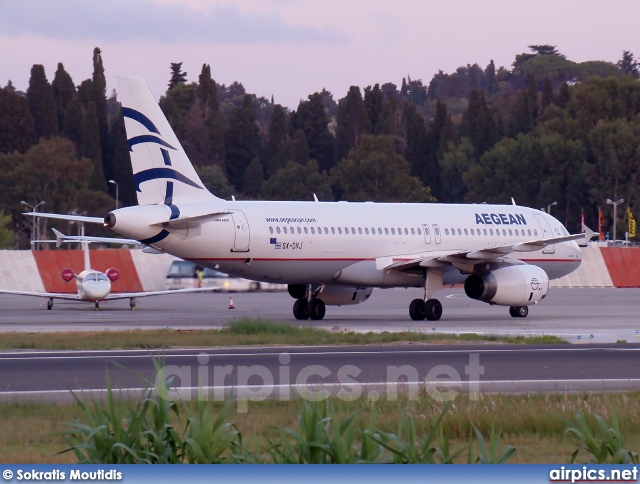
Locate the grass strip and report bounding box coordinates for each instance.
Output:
[0,318,566,350]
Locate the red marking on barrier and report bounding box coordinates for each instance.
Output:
[600,247,640,288]
[33,249,143,293]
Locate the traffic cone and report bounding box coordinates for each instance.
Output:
[228,296,235,309]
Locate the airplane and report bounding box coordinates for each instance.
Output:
[26,75,589,321]
[0,228,219,310]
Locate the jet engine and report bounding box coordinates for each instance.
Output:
[105,268,120,282]
[61,268,75,282]
[317,285,373,306]
[464,265,549,306]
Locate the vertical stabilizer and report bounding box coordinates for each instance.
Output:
[116,75,221,206]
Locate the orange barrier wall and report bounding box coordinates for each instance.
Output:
[599,248,640,288]
[33,249,143,293]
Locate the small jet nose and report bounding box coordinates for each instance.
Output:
[84,281,111,300]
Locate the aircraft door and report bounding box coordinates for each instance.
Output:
[422,224,431,244]
[230,210,250,252]
[433,224,442,244]
[534,214,555,254]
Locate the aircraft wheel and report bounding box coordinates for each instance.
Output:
[510,306,528,318]
[293,298,309,320]
[307,298,326,320]
[94,301,100,311]
[409,299,426,320]
[47,299,53,310]
[130,298,136,311]
[509,307,517,317]
[424,299,442,321]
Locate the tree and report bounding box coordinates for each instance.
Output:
[51,62,76,130]
[330,135,433,202]
[265,104,288,176]
[262,160,333,201]
[292,129,309,164]
[364,84,384,133]
[82,101,106,191]
[63,98,83,158]
[617,50,639,78]
[242,157,264,198]
[92,47,111,183]
[484,60,497,96]
[0,87,36,154]
[439,137,475,202]
[541,78,554,113]
[196,165,234,199]
[225,94,260,191]
[168,62,188,90]
[403,103,429,183]
[0,211,14,249]
[299,92,333,172]
[109,109,136,207]
[26,64,58,138]
[334,86,371,165]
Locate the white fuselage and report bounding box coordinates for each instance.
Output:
[76,270,111,301]
[110,201,582,287]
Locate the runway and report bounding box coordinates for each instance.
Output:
[2,343,640,402]
[0,288,639,344]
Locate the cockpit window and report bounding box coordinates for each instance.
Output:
[97,274,109,282]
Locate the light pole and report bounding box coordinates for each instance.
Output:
[109,180,119,210]
[20,200,45,249]
[547,201,557,215]
[606,198,624,243]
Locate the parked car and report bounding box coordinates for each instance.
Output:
[166,260,285,292]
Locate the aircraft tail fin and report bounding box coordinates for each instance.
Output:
[116,75,222,206]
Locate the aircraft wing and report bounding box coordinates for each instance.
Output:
[23,212,104,224]
[105,286,221,300]
[384,229,590,273]
[0,289,82,301]
[51,228,141,247]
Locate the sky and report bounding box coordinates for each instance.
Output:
[1,0,639,109]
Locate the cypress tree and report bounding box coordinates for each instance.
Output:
[110,110,136,206]
[83,101,106,191]
[265,104,287,177]
[168,62,187,90]
[364,84,384,134]
[77,79,93,107]
[242,157,264,198]
[541,78,554,113]
[0,88,36,154]
[334,86,371,164]
[27,64,58,138]
[52,63,76,131]
[63,98,83,158]
[527,74,539,119]
[484,60,497,96]
[92,47,112,184]
[224,94,259,191]
[556,82,571,108]
[293,129,310,164]
[301,93,333,172]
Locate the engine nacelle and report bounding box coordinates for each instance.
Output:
[464,265,549,306]
[318,285,373,306]
[61,268,75,283]
[105,267,120,282]
[288,284,306,299]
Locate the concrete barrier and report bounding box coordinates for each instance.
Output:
[600,247,640,288]
[550,247,613,288]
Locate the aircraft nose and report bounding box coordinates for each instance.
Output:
[85,281,111,300]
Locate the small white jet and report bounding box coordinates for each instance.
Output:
[25,75,590,321]
[0,228,219,310]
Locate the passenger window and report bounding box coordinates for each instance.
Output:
[358,227,362,234]
[283,227,288,234]
[378,228,383,235]
[331,227,335,234]
[508,229,512,236]
[411,228,415,235]
[490,229,494,235]
[297,227,302,234]
[269,226,274,234]
[344,227,348,234]
[311,227,315,234]
[457,229,462,236]
[338,227,343,234]
[385,228,389,235]
[528,229,531,236]
[483,229,487,235]
[371,227,375,234]
[464,228,468,235]
[502,229,506,236]
[534,230,538,236]
[470,228,474,235]
[304,227,308,234]
[445,228,449,235]
[435,227,439,235]
[391,228,395,235]
[276,226,281,234]
[417,228,421,235]
[350,227,355,234]
[365,227,369,235]
[324,227,329,234]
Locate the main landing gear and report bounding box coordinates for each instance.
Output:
[130,298,136,311]
[292,285,326,320]
[409,268,443,321]
[509,306,528,318]
[47,298,53,310]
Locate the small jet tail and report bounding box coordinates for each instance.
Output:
[116,75,222,206]
[53,228,91,271]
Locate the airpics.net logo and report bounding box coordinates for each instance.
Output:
[549,466,638,483]
[154,352,485,413]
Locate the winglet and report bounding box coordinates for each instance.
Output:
[579,223,597,247]
[51,228,66,248]
[511,197,517,206]
[314,193,319,202]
